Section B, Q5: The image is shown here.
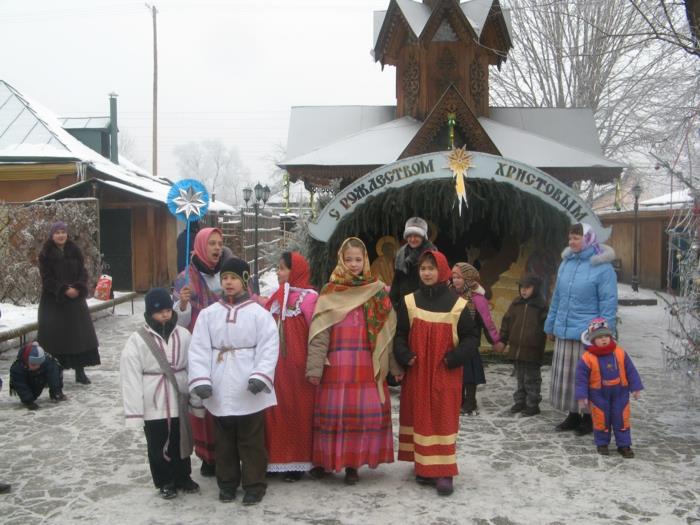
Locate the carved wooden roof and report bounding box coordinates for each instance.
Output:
[373,0,511,67]
[400,84,500,158]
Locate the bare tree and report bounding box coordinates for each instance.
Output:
[625,0,699,58]
[173,140,251,205]
[118,130,146,167]
[493,0,698,205]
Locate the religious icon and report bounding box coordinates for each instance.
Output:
[371,235,399,285]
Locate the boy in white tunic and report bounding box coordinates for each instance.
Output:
[120,288,199,499]
[188,257,279,505]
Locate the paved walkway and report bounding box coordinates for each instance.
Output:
[0,299,698,524]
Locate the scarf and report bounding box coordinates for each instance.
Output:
[264,252,314,316]
[581,223,602,255]
[309,237,395,402]
[394,238,435,274]
[192,227,223,273]
[587,340,617,356]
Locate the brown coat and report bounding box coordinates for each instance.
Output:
[500,294,548,364]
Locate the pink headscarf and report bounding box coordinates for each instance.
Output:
[192,227,223,270]
[581,223,602,255]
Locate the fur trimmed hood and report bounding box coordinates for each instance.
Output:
[561,244,615,266]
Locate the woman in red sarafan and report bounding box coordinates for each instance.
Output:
[393,250,480,496]
[264,252,319,481]
[306,237,403,485]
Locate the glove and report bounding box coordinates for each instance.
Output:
[247,378,266,395]
[193,385,213,399]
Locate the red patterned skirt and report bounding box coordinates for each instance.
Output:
[311,311,394,472]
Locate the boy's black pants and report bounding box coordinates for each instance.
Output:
[144,418,192,488]
[214,411,267,495]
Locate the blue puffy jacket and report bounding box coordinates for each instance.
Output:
[544,244,618,340]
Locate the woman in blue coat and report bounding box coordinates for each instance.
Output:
[544,223,618,435]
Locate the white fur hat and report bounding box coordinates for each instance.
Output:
[403,217,428,240]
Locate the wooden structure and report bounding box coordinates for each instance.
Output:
[279,0,625,333]
[0,79,234,292]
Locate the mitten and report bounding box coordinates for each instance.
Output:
[247,378,266,395]
[193,385,213,399]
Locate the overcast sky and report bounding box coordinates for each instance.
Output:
[1,0,397,185]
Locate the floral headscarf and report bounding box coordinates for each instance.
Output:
[320,237,392,357]
[581,223,602,255]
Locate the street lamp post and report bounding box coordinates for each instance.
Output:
[242,183,271,294]
[631,183,643,292]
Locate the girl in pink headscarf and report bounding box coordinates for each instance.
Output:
[172,227,225,477]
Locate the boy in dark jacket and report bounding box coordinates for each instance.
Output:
[10,342,66,410]
[499,275,548,416]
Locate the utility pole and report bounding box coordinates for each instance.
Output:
[146,3,158,175]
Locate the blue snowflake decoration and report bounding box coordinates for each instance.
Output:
[167,179,210,222]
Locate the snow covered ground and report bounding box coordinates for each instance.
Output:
[0,287,698,524]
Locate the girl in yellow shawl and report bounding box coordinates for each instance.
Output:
[306,238,403,485]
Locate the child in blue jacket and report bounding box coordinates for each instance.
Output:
[575,318,643,458]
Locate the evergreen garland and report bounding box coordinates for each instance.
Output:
[307,179,570,286]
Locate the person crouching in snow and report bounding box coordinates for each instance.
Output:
[120,288,199,499]
[394,250,480,496]
[10,342,65,410]
[188,257,279,505]
[575,318,643,458]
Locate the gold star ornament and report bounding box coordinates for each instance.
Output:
[447,146,473,214]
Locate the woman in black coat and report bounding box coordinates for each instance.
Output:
[37,222,100,384]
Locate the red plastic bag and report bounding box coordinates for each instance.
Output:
[94,274,113,301]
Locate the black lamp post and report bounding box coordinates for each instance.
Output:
[242,182,271,294]
[631,183,643,292]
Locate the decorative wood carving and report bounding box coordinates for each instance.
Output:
[437,47,458,93]
[403,52,420,116]
[399,85,500,159]
[470,61,486,111]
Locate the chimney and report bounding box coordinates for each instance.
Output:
[109,92,119,164]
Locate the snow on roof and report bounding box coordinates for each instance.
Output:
[0,80,235,213]
[641,188,694,207]
[284,105,396,161]
[460,0,492,37]
[282,116,421,167]
[478,117,624,169]
[282,105,620,170]
[373,10,387,47]
[396,0,432,36]
[488,107,604,156]
[59,116,111,130]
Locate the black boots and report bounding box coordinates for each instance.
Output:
[574,414,593,436]
[75,367,91,385]
[555,412,581,431]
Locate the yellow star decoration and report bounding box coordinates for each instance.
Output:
[447,146,473,214]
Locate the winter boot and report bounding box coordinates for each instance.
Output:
[200,461,215,477]
[597,445,609,456]
[435,477,454,496]
[344,467,359,485]
[510,402,526,413]
[283,471,304,482]
[218,487,236,502]
[574,414,593,436]
[554,412,581,432]
[50,390,67,402]
[415,475,436,486]
[177,477,200,493]
[617,447,635,459]
[308,467,326,480]
[521,405,541,417]
[0,482,10,494]
[159,483,177,500]
[242,488,265,505]
[75,367,91,385]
